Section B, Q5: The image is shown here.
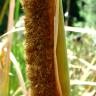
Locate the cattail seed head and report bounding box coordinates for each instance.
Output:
[24,0,61,96]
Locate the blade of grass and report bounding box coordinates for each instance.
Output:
[15,0,20,23]
[12,87,22,96]
[10,52,27,96]
[0,27,25,39]
[54,0,63,95]
[65,26,96,35]
[71,80,96,86]
[0,0,15,95]
[56,0,70,96]
[0,0,9,25]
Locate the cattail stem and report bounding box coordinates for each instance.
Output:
[24,0,62,96]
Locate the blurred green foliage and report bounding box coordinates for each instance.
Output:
[10,32,26,95]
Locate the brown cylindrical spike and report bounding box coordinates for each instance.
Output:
[24,0,62,96]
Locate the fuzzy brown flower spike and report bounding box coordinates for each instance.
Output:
[24,0,62,96]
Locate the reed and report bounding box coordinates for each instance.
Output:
[24,0,70,96]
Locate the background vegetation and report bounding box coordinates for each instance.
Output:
[0,0,96,96]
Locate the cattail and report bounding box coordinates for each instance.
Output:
[23,0,62,96]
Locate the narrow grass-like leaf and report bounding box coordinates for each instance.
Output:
[15,0,20,23]
[56,0,70,96]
